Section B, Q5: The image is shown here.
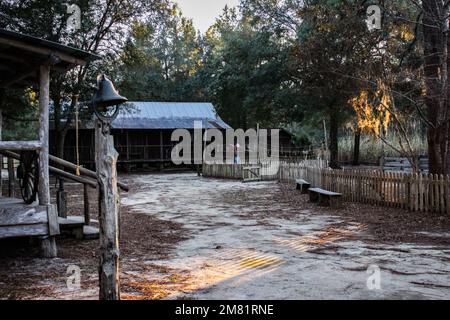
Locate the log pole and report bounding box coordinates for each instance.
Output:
[38,64,57,258]
[95,119,120,300]
[0,111,2,196]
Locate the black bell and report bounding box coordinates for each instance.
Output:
[93,74,128,108]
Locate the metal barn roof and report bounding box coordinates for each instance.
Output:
[111,102,232,130]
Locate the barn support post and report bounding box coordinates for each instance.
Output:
[126,130,130,162]
[38,64,57,258]
[83,183,90,225]
[7,157,14,197]
[0,111,3,196]
[159,130,164,170]
[95,119,120,300]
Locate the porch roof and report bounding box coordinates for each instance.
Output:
[0,29,100,89]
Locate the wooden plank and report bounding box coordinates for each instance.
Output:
[47,204,60,236]
[50,166,97,188]
[309,188,342,196]
[0,140,41,150]
[0,223,48,239]
[0,205,47,226]
[49,154,129,191]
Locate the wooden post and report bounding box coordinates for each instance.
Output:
[83,184,90,225]
[0,111,3,196]
[56,178,67,218]
[95,119,120,300]
[126,130,130,161]
[38,64,57,258]
[159,130,164,162]
[7,157,15,197]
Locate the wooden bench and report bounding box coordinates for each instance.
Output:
[295,179,311,194]
[308,188,342,208]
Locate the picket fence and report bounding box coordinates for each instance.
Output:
[202,161,450,214]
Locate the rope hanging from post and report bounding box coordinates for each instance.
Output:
[75,104,80,176]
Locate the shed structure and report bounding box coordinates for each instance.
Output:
[0,29,99,257]
[56,101,232,170]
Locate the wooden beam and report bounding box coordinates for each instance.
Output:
[49,154,129,191]
[38,64,57,258]
[0,224,48,239]
[38,65,50,206]
[50,166,97,188]
[0,37,88,66]
[0,149,97,188]
[0,140,41,150]
[96,119,120,300]
[0,111,2,196]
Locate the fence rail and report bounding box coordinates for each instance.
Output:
[203,161,450,214]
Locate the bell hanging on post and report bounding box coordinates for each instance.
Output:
[92,74,128,122]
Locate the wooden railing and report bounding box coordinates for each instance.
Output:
[0,150,129,225]
[203,161,450,214]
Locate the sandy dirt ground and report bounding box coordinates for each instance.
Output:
[1,172,449,299]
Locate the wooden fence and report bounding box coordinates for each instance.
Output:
[202,161,450,214]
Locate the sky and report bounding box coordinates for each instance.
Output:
[174,0,240,33]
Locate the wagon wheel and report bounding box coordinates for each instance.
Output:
[17,151,39,204]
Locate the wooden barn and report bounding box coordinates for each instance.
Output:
[53,102,233,170]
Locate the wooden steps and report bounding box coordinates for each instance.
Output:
[58,215,99,240]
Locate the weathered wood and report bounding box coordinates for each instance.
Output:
[0,149,98,188]
[204,162,450,213]
[39,235,57,258]
[37,64,57,257]
[48,154,128,191]
[7,157,14,197]
[96,119,120,300]
[56,179,67,218]
[50,166,97,188]
[38,65,50,206]
[0,111,2,196]
[0,140,41,150]
[0,206,47,226]
[0,223,48,239]
[308,188,342,208]
[296,179,311,194]
[84,184,90,226]
[47,204,60,236]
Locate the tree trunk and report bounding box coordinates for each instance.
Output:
[329,114,341,169]
[422,0,450,174]
[353,129,361,166]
